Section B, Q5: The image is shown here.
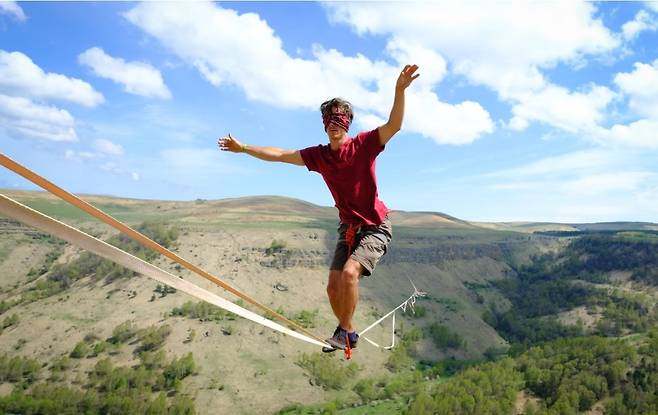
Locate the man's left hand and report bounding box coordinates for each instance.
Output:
[396,64,420,91]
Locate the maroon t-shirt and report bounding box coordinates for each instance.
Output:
[300,128,390,226]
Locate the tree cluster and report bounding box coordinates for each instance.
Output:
[0,321,195,415]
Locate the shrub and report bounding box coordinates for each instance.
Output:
[171,300,228,321]
[50,356,72,373]
[0,354,40,384]
[136,325,171,352]
[139,350,166,370]
[109,320,137,344]
[90,341,109,357]
[293,309,318,328]
[0,350,197,413]
[403,304,427,318]
[354,378,384,402]
[296,353,358,390]
[386,345,414,373]
[2,313,19,329]
[70,341,90,358]
[168,395,195,415]
[27,245,64,280]
[163,353,195,389]
[154,284,177,298]
[426,323,466,350]
[266,239,287,255]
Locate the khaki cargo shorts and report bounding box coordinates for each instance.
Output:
[330,215,393,277]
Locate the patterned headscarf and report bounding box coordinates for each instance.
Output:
[322,111,351,132]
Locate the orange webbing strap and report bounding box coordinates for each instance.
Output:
[344,335,352,360]
[0,153,326,346]
[345,224,360,255]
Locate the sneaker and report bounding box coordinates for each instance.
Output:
[322,326,344,352]
[347,331,359,348]
[322,326,359,352]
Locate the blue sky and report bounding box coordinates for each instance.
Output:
[1,1,658,223]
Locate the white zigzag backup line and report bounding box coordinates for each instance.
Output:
[359,283,427,349]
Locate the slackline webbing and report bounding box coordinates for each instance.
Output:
[0,194,327,348]
[0,153,325,345]
[1,153,425,351]
[359,284,426,349]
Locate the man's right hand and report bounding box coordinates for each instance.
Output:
[218,133,244,153]
[217,135,304,166]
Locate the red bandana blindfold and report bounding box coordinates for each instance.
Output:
[322,112,351,132]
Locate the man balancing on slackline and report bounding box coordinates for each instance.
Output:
[218,64,420,352]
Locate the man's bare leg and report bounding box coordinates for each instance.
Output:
[327,258,363,331]
[326,270,342,321]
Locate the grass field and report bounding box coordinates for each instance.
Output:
[614,231,658,243]
[18,198,176,223]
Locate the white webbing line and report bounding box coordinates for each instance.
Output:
[359,279,426,349]
[0,194,326,348]
[361,313,396,349]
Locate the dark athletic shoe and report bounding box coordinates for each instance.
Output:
[322,345,338,353]
[322,326,344,352]
[347,331,359,348]
[322,326,359,352]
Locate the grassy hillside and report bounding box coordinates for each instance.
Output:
[0,190,655,414]
[474,220,658,233]
[286,229,658,414]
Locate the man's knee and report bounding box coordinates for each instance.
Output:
[341,265,360,285]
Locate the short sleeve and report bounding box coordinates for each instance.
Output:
[355,128,385,158]
[300,145,323,172]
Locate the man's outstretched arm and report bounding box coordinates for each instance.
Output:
[218,134,304,166]
[378,64,420,146]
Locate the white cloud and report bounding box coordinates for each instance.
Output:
[78,47,171,99]
[622,10,658,41]
[64,156,146,184]
[594,119,658,149]
[614,59,658,120]
[0,1,26,22]
[384,38,447,89]
[65,150,98,161]
[560,171,654,196]
[645,1,658,13]
[325,3,618,81]
[0,93,76,141]
[484,149,657,222]
[486,149,617,179]
[324,2,620,134]
[125,1,493,145]
[64,138,124,162]
[581,59,658,149]
[405,91,494,144]
[93,138,124,156]
[0,50,104,107]
[509,84,616,133]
